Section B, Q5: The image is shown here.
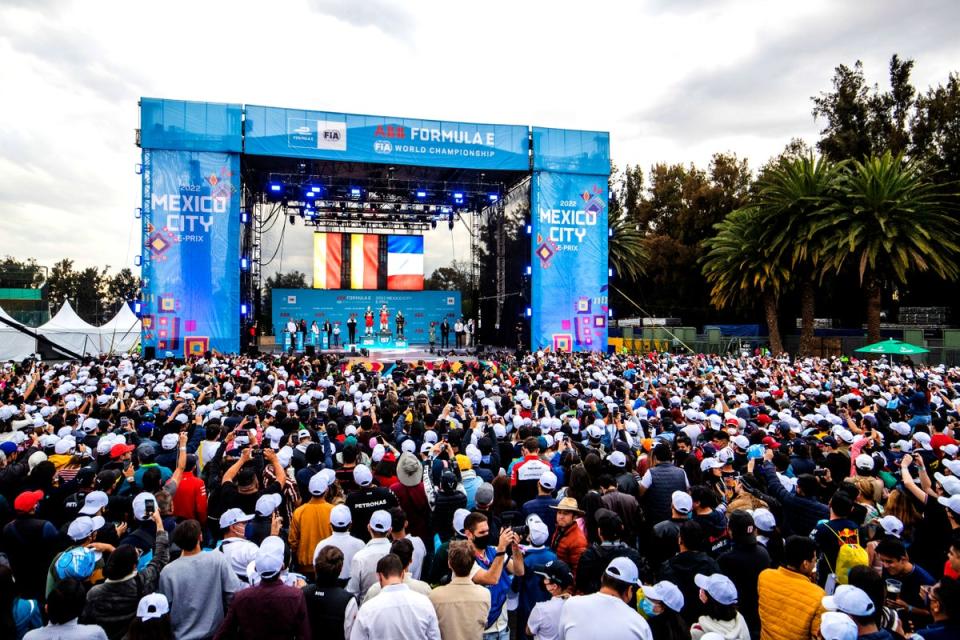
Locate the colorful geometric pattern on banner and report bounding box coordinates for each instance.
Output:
[531,171,608,352]
[272,289,461,344]
[243,105,530,171]
[141,149,240,355]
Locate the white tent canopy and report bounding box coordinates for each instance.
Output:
[0,306,37,361]
[99,303,141,354]
[37,301,102,356]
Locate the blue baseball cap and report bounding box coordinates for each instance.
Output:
[56,547,97,580]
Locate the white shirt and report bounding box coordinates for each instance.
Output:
[314,531,366,580]
[350,583,441,640]
[528,596,567,640]
[219,537,259,579]
[559,592,653,640]
[397,534,427,580]
[287,321,297,334]
[347,537,392,596]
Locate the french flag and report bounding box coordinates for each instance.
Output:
[387,235,424,290]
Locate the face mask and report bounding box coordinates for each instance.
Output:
[639,597,658,617]
[472,534,490,550]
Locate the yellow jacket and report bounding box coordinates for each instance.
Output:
[288,497,333,573]
[758,566,826,640]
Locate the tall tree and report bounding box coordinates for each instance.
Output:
[0,256,45,288]
[755,155,844,355]
[911,72,960,186]
[425,260,471,291]
[45,259,79,312]
[821,152,960,342]
[701,208,789,354]
[812,55,916,161]
[105,268,141,312]
[73,267,107,323]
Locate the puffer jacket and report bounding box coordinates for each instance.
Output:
[81,530,171,640]
[757,566,826,640]
[551,523,588,578]
[691,613,751,640]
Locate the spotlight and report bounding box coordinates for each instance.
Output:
[608,268,614,277]
[416,191,427,198]
[240,257,249,270]
[310,186,321,193]
[241,210,250,224]
[526,307,532,317]
[526,266,532,275]
[350,188,361,197]
[489,194,499,202]
[241,303,249,316]
[133,301,143,315]
[453,192,464,204]
[526,224,532,235]
[269,183,282,193]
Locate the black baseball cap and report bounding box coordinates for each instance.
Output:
[533,559,573,588]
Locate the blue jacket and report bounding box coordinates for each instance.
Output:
[758,462,828,536]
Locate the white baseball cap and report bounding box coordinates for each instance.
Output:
[67,515,105,541]
[820,612,858,640]
[823,585,876,617]
[161,433,179,450]
[876,515,904,538]
[255,535,285,577]
[854,454,875,471]
[751,508,777,532]
[938,494,960,516]
[79,490,109,516]
[672,491,693,515]
[539,471,558,491]
[607,451,627,468]
[219,508,254,529]
[700,457,724,472]
[353,464,373,487]
[255,493,283,517]
[369,509,392,533]
[604,557,641,586]
[136,593,169,621]
[641,580,685,613]
[453,508,471,536]
[330,504,352,528]
[309,472,330,496]
[934,472,960,496]
[695,573,738,605]
[528,517,550,546]
[131,492,157,521]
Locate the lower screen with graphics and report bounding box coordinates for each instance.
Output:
[313,233,424,291]
[273,289,460,344]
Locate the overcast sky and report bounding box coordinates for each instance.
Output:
[1,0,958,280]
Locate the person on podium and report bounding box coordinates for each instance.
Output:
[440,318,450,349]
[395,311,405,339]
[347,313,357,344]
[379,304,389,333]
[364,307,374,335]
[323,319,333,348]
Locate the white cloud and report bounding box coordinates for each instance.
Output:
[0,0,958,280]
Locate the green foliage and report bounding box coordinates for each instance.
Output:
[259,271,307,333]
[0,256,45,289]
[425,260,471,291]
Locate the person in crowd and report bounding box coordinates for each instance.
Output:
[576,508,647,595]
[125,593,173,640]
[464,512,524,640]
[718,510,771,639]
[159,519,242,640]
[690,573,751,640]
[558,557,654,640]
[639,444,690,526]
[302,546,358,640]
[2,490,60,602]
[549,497,588,580]
[346,510,393,597]
[913,578,959,640]
[430,539,491,640]
[24,579,107,640]
[349,553,440,640]
[822,584,896,640]
[640,580,690,640]
[82,509,169,640]
[1,563,42,639]
[313,504,365,582]
[758,535,826,640]
[290,472,333,578]
[660,520,720,624]
[361,537,430,601]
[526,559,574,640]
[213,536,311,640]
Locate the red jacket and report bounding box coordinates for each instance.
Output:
[172,471,207,523]
[551,523,588,577]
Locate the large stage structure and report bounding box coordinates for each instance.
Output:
[138,98,610,356]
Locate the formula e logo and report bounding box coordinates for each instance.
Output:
[373,140,393,154]
[293,126,311,136]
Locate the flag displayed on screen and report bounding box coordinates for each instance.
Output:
[387,235,424,290]
[312,232,343,289]
[350,234,379,290]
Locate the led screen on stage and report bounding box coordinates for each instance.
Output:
[313,233,424,291]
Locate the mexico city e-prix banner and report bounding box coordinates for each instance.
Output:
[531,171,608,352]
[141,150,240,355]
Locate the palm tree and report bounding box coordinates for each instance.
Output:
[701,208,790,354]
[820,152,960,343]
[608,210,648,281]
[754,155,844,355]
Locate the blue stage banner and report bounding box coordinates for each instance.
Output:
[272,289,461,345]
[244,105,530,171]
[141,150,240,355]
[531,171,608,352]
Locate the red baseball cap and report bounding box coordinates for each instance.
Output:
[110,443,136,459]
[756,414,773,426]
[761,436,781,449]
[14,490,44,513]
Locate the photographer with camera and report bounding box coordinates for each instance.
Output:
[464,512,525,640]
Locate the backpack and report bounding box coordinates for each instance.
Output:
[828,526,869,585]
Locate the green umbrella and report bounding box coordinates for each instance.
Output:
[854,338,929,355]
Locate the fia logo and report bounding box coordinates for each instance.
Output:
[316,120,347,151]
[373,140,393,154]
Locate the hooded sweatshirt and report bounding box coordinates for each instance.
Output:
[690,612,751,640]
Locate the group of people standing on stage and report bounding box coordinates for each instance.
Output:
[428,317,475,350]
[283,311,475,351]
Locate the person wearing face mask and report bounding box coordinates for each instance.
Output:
[640,580,690,640]
[558,557,653,640]
[464,512,524,640]
[526,559,574,640]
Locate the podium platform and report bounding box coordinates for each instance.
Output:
[359,332,408,350]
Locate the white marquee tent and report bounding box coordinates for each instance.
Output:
[37,301,103,357]
[0,306,36,361]
[99,303,141,354]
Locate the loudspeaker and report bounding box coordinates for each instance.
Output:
[305,345,316,356]
[144,346,156,360]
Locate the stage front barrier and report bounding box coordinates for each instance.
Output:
[273,289,461,350]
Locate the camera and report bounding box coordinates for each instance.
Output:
[511,524,529,539]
